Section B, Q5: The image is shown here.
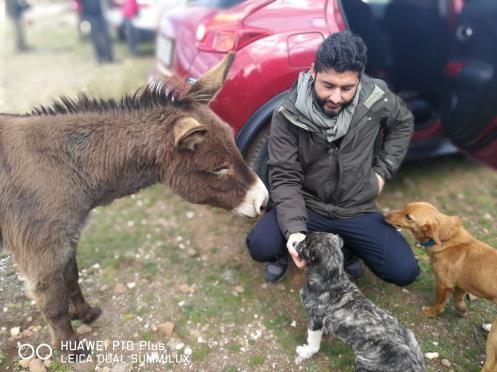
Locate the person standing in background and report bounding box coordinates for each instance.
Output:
[6,0,30,52]
[123,0,139,56]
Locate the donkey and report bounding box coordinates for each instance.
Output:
[0,53,268,354]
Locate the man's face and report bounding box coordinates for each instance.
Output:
[312,67,360,117]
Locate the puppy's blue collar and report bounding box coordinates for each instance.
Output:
[418,239,436,247]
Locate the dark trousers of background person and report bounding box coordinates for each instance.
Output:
[84,14,114,63]
[246,208,420,286]
[123,18,139,56]
[6,0,29,52]
[12,17,28,51]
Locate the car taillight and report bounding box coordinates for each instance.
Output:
[197,0,274,52]
[197,28,270,52]
[212,31,237,51]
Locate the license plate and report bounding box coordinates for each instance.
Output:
[156,36,174,66]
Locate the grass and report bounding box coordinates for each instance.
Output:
[249,355,265,367]
[0,352,8,370]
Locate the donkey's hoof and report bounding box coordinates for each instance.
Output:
[81,307,102,324]
[73,345,91,357]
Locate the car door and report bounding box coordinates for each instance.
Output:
[442,0,497,168]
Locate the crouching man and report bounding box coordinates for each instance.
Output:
[246,31,418,285]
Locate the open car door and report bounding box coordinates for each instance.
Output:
[442,0,497,168]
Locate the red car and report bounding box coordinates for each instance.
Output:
[150,0,497,183]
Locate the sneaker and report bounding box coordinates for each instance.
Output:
[344,258,363,279]
[342,246,364,279]
[265,257,289,283]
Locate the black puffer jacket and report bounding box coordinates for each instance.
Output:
[268,74,414,239]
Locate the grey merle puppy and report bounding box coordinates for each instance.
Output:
[295,232,426,371]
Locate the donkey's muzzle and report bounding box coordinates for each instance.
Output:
[234,177,268,218]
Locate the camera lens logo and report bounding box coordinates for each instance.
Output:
[18,343,52,360]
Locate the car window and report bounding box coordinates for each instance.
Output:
[360,0,393,18]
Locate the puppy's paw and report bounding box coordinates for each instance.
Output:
[296,344,318,360]
[422,305,440,318]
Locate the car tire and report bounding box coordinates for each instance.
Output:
[245,121,270,188]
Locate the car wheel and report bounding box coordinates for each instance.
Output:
[245,121,270,188]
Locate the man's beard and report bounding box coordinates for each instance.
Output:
[313,88,354,118]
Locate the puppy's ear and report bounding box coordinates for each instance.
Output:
[439,215,462,242]
[296,238,319,264]
[307,246,319,265]
[421,220,441,245]
[295,239,309,261]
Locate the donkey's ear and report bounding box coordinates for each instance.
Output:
[187,53,235,103]
[174,117,207,151]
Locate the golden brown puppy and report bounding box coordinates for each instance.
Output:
[385,202,497,318]
[387,201,497,372]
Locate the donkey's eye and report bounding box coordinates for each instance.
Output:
[405,214,413,221]
[210,165,230,176]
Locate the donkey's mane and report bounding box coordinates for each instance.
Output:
[30,82,207,117]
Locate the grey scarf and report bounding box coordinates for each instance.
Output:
[294,71,361,142]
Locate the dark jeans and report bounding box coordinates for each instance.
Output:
[246,209,419,286]
[84,14,114,63]
[123,18,139,55]
[11,17,28,51]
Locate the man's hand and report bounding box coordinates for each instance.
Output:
[376,173,385,193]
[287,232,307,269]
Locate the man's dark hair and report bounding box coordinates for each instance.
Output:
[314,31,368,73]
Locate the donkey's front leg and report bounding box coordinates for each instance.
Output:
[296,318,324,363]
[65,254,102,324]
[25,250,90,356]
[29,271,87,354]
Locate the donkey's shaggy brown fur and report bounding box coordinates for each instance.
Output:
[0,54,268,354]
[31,82,188,116]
